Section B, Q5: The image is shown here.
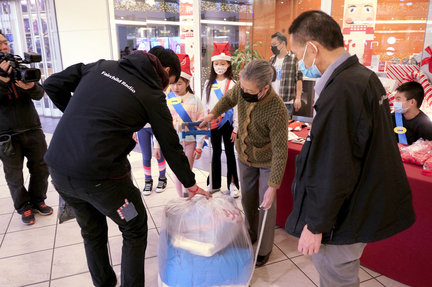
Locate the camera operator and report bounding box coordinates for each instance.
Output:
[0,32,52,225]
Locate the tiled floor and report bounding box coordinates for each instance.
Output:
[0,118,409,286]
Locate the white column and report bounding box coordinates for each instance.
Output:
[193,0,202,99]
[321,0,333,16]
[54,0,112,67]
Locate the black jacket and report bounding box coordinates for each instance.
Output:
[286,56,416,244]
[0,80,44,134]
[43,52,196,187]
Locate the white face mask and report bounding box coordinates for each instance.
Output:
[214,66,228,75]
[394,101,412,114]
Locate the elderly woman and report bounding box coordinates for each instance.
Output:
[199,59,289,266]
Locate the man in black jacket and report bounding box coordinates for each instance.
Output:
[43,47,210,287]
[0,33,52,226]
[285,11,415,286]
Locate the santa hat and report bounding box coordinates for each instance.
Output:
[211,42,231,62]
[177,53,192,80]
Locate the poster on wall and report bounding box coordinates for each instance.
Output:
[342,0,377,67]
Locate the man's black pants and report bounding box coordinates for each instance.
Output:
[50,168,148,287]
[0,129,49,213]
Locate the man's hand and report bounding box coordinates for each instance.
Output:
[186,184,212,200]
[298,224,322,255]
[154,148,161,160]
[194,148,202,160]
[15,81,35,90]
[0,60,11,83]
[198,114,215,129]
[294,98,302,112]
[261,186,277,210]
[230,132,236,142]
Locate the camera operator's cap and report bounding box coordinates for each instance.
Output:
[176,53,192,80]
[211,42,231,62]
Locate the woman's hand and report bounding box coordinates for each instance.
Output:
[194,148,202,160]
[198,113,215,129]
[230,132,237,142]
[261,186,277,210]
[154,148,161,160]
[186,184,212,200]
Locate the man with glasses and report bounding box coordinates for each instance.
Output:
[0,32,52,225]
[269,32,303,119]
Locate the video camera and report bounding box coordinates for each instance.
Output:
[0,52,42,83]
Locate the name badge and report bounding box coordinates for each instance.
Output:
[394,126,407,134]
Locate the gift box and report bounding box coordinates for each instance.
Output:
[414,46,432,81]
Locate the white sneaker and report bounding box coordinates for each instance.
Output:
[229,183,240,198]
[206,185,220,194]
[221,189,230,195]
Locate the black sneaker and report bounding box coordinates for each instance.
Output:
[155,177,167,193]
[142,180,153,196]
[32,202,53,216]
[22,209,35,225]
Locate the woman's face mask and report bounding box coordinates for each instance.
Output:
[240,88,262,102]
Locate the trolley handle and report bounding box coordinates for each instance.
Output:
[181,122,211,129]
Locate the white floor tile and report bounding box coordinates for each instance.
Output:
[0,249,52,286]
[273,228,302,259]
[0,213,12,234]
[0,225,56,258]
[360,278,386,287]
[361,265,381,277]
[25,282,50,287]
[55,220,84,247]
[50,272,94,287]
[0,197,14,215]
[376,275,410,287]
[251,259,316,286]
[51,243,88,279]
[148,205,164,229]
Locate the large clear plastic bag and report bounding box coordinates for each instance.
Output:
[158,193,254,287]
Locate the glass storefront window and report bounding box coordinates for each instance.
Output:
[332,0,429,72]
[20,0,62,117]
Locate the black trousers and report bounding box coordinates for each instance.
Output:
[50,169,148,287]
[207,121,239,190]
[0,129,49,213]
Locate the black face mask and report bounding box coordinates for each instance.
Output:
[271,46,280,56]
[241,88,261,103]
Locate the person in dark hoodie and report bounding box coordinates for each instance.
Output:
[42,46,211,287]
[0,32,52,226]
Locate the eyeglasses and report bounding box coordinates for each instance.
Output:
[0,40,9,46]
[270,42,281,48]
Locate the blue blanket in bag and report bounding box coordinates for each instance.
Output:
[159,231,253,287]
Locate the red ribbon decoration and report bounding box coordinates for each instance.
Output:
[420,46,432,74]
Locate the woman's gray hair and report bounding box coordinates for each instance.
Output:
[240,59,277,90]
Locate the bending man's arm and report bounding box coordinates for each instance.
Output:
[43,62,90,112]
